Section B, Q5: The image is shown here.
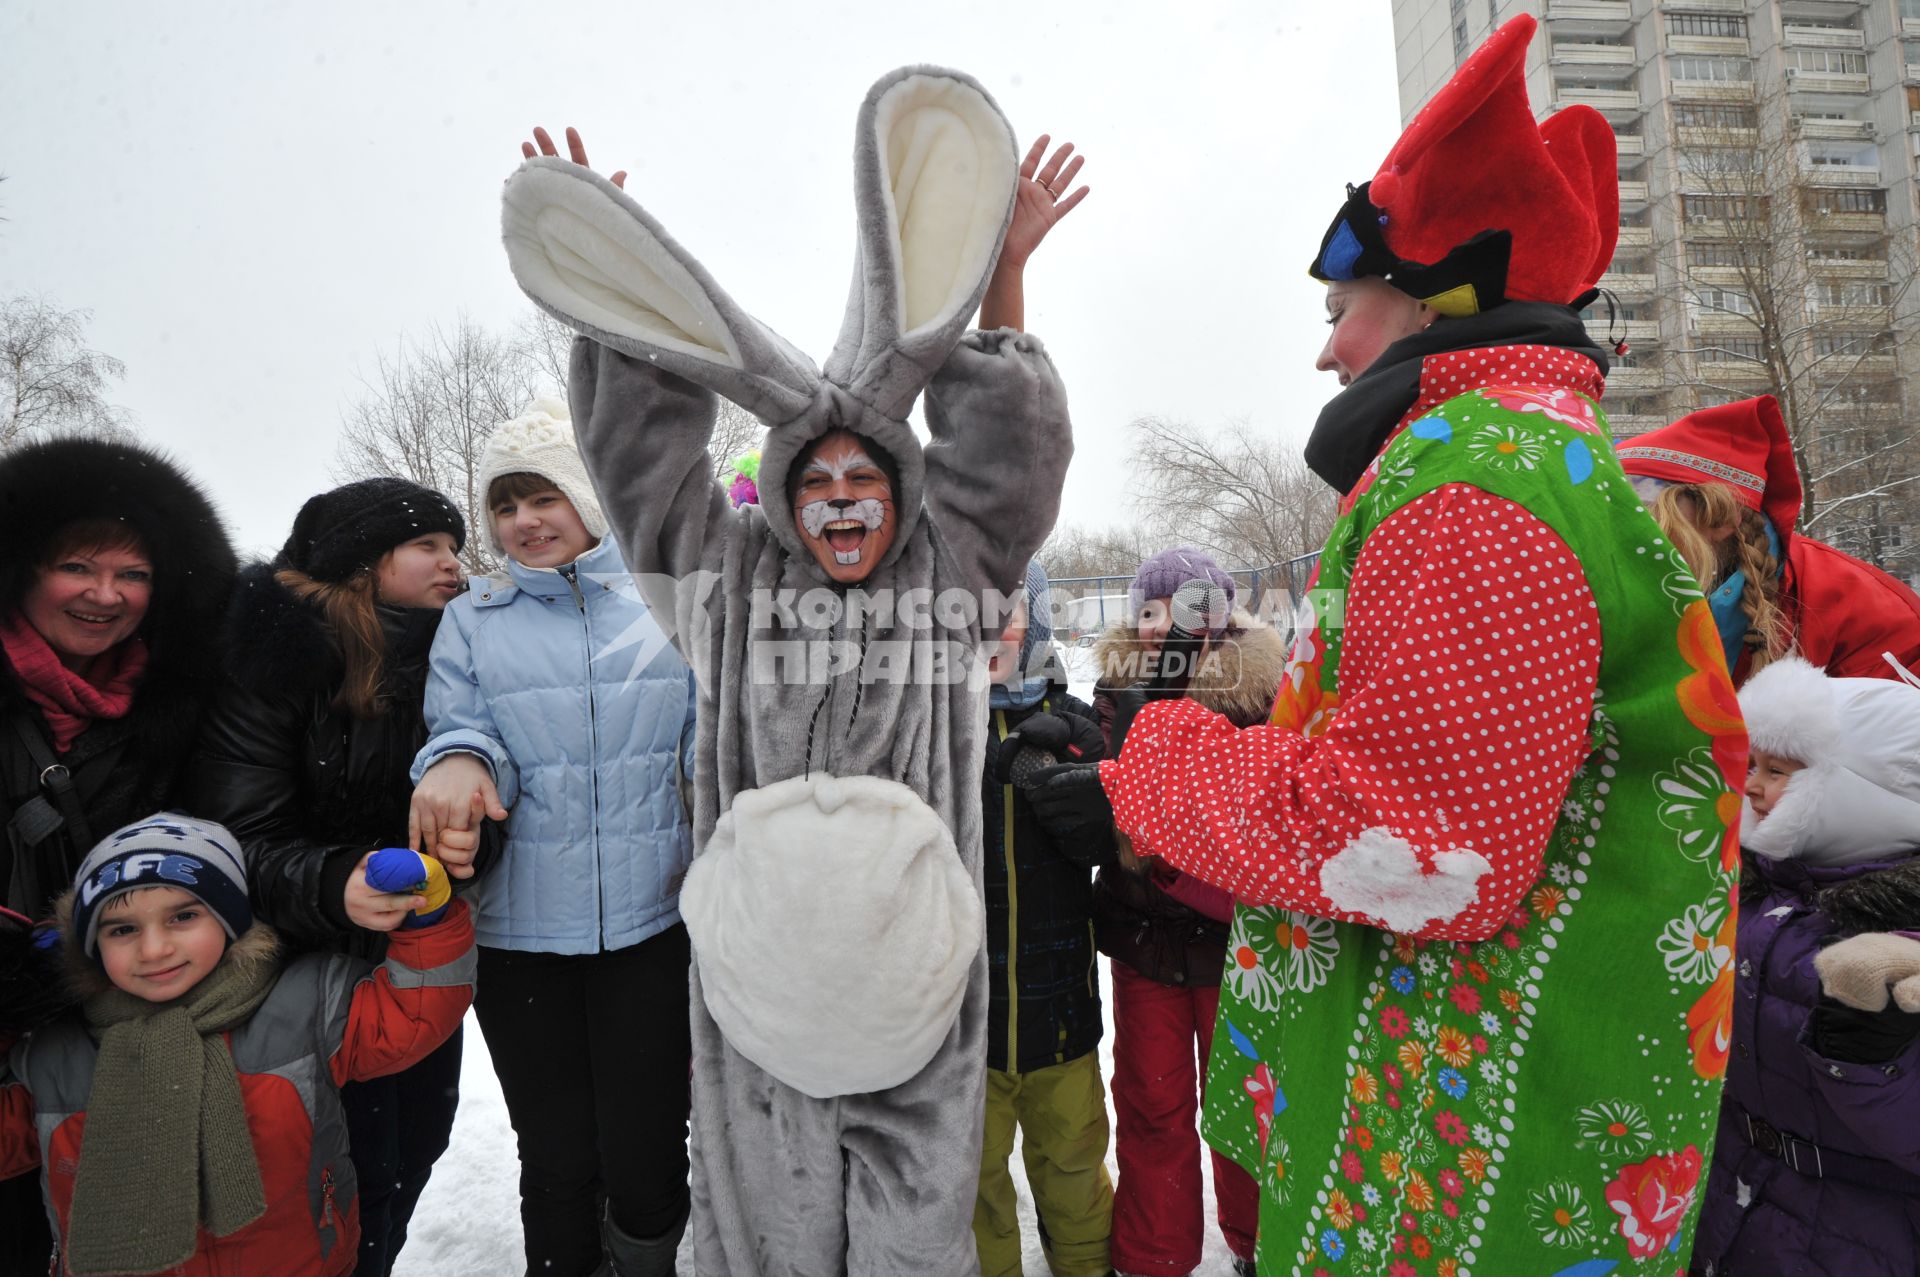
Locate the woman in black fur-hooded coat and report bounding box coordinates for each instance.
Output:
[0,436,234,1277]
[0,437,237,920]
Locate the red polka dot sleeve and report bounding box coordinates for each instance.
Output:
[1099,483,1602,942]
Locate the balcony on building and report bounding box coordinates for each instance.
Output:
[1687,264,1754,289]
[1667,51,1756,102]
[1782,24,1866,49]
[1802,187,1888,237]
[1543,0,1632,39]
[1780,0,1876,19]
[1667,35,1752,57]
[1683,217,1761,239]
[1792,115,1875,142]
[1692,357,1774,384]
[1600,270,1657,300]
[1552,41,1637,70]
[1804,209,1888,234]
[1695,310,1763,336]
[1556,84,1644,114]
[1617,224,1655,249]
[1808,302,1894,325]
[1618,179,1652,208]
[1605,364,1662,393]
[1843,355,1899,377]
[1615,130,1647,160]
[1676,125,1759,146]
[1784,68,1871,95]
[1807,253,1891,279]
[1799,160,1882,184]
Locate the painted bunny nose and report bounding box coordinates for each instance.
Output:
[829,498,856,510]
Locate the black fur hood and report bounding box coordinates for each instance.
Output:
[1820,856,1920,935]
[0,437,237,754]
[220,562,339,699]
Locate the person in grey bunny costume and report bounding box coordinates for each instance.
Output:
[502,68,1079,1276]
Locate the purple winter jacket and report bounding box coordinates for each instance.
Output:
[1691,852,1920,1276]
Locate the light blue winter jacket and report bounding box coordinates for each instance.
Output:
[412,535,696,954]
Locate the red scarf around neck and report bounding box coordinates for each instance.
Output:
[0,612,148,754]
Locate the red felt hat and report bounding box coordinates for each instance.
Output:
[1616,395,1802,538]
[1312,14,1619,313]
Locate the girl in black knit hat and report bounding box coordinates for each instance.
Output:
[187,475,483,1277]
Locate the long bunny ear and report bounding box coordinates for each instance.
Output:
[502,157,818,424]
[823,68,1020,420]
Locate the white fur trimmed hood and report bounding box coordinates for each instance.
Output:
[1738,655,1920,864]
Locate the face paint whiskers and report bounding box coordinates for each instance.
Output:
[801,496,890,565]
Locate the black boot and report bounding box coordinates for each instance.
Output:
[603,1202,688,1277]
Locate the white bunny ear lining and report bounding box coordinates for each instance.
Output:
[499,66,1018,428]
[869,74,1019,339]
[502,161,746,370]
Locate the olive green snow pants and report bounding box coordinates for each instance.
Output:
[972,1050,1115,1277]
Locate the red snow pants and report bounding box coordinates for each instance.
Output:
[1108,960,1259,1275]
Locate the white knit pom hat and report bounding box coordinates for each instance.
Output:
[475,397,608,552]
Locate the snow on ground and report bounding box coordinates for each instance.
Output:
[401,967,1234,1276]
[400,651,1237,1276]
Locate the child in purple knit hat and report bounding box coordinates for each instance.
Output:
[1128,547,1238,643]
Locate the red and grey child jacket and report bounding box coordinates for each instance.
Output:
[0,902,475,1276]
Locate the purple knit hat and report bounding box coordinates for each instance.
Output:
[1130,547,1237,630]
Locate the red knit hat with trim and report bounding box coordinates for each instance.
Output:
[1616,395,1802,537]
[1312,14,1619,313]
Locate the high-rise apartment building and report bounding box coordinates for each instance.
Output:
[1391,0,1920,578]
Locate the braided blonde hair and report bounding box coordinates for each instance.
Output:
[1648,482,1787,673]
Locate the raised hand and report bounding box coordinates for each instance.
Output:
[1002,135,1090,270]
[520,125,627,189]
[981,134,1090,331]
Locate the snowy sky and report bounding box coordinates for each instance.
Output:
[0,0,1400,562]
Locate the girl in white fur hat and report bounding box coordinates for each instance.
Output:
[406,400,699,1277]
[1693,654,1920,1276]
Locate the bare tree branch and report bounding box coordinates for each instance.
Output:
[1,293,135,448]
[1125,414,1335,574]
[341,309,770,574]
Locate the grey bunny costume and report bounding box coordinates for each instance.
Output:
[501,68,1071,1275]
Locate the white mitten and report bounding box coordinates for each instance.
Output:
[1815,933,1920,1013]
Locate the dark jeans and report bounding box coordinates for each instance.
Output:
[342,1023,463,1277]
[0,1170,50,1277]
[475,926,692,1277]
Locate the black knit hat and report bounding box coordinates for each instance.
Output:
[278,478,465,582]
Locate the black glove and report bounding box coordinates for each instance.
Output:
[0,907,72,1038]
[994,712,1105,785]
[1809,996,1920,1065]
[1017,761,1115,841]
[1105,687,1144,756]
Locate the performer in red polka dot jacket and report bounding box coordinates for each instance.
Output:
[1024,16,1745,1273]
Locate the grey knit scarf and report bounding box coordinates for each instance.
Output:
[69,933,282,1276]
